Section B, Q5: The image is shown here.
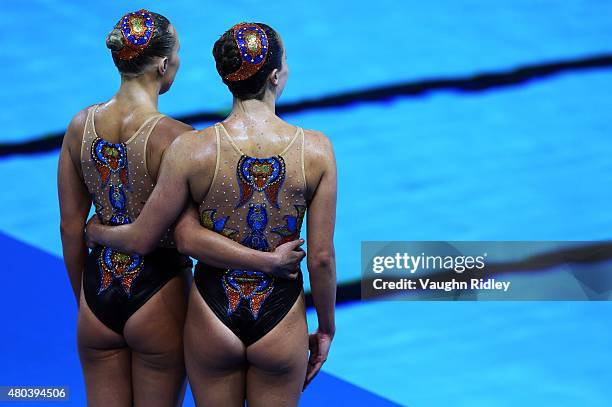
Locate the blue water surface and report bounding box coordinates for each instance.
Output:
[1,0,612,405]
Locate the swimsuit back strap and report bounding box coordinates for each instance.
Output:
[211,123,221,190]
[216,122,302,158]
[140,114,166,145]
[140,114,166,177]
[300,127,306,192]
[80,105,98,173]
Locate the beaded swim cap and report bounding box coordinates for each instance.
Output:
[112,9,156,61]
[224,23,269,82]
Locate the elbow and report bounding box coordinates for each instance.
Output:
[60,219,84,240]
[173,227,192,256]
[59,221,70,238]
[308,250,336,273]
[120,226,157,256]
[131,238,156,257]
[175,237,191,257]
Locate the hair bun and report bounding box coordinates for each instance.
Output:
[106,28,125,52]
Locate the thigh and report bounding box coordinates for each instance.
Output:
[184,283,246,407]
[245,292,309,407]
[124,269,192,407]
[78,285,132,407]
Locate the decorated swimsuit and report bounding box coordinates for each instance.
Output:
[80,105,192,334]
[194,122,306,346]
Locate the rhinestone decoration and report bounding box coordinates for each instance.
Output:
[271,204,306,244]
[90,133,144,296]
[236,155,285,208]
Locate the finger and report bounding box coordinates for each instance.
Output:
[303,366,313,391]
[303,366,314,390]
[304,344,328,390]
[305,361,323,386]
[291,251,306,263]
[278,269,298,280]
[308,353,317,366]
[304,366,316,388]
[308,337,317,359]
[308,353,328,380]
[281,238,305,251]
[317,346,330,363]
[309,333,318,347]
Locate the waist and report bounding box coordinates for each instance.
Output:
[95,212,176,249]
[194,261,303,284]
[90,245,192,268]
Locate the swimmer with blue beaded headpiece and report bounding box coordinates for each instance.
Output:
[224,22,270,81]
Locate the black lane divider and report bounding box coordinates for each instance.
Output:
[2,53,612,158]
[305,280,361,308]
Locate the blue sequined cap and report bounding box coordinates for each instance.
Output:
[114,9,155,60]
[224,23,270,82]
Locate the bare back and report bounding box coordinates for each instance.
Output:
[185,118,329,207]
[67,101,193,187]
[67,101,193,245]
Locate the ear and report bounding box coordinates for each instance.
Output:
[158,57,169,76]
[268,68,279,86]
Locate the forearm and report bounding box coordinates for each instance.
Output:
[308,253,337,335]
[88,221,153,256]
[176,228,276,273]
[60,225,88,305]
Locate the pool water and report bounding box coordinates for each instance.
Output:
[1,1,612,405]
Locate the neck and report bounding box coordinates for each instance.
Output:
[231,89,276,120]
[114,74,160,111]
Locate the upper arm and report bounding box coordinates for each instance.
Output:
[170,126,223,246]
[58,109,91,228]
[305,130,337,261]
[131,131,200,240]
[146,117,194,180]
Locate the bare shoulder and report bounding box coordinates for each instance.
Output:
[156,116,194,140]
[303,128,335,161]
[70,106,90,127]
[62,105,95,155]
[167,126,217,162]
[300,128,336,200]
[166,127,219,192]
[65,106,91,141]
[151,116,194,151]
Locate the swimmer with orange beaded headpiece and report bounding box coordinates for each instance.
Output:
[86,21,337,406]
[59,12,304,406]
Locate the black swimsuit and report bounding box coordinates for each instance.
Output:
[84,246,192,334]
[194,123,307,345]
[194,263,303,346]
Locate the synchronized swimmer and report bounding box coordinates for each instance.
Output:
[59,9,336,407]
